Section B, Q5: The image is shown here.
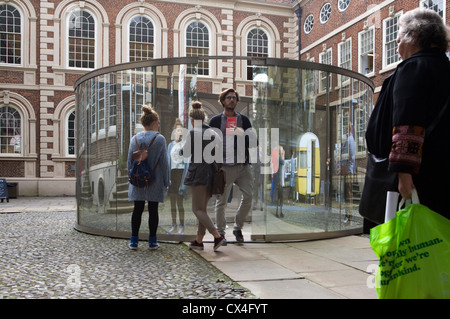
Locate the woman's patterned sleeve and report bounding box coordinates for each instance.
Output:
[388,125,425,174]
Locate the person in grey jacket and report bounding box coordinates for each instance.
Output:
[128,105,169,250]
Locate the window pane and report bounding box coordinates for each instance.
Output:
[0,106,21,154]
[247,28,269,80]
[0,4,21,64]
[186,21,209,75]
[129,16,154,62]
[421,0,444,17]
[385,15,399,65]
[68,111,75,155]
[68,10,95,69]
[360,28,374,74]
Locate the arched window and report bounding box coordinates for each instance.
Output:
[0,4,21,64]
[67,110,75,155]
[0,106,21,154]
[129,16,154,61]
[68,10,95,69]
[186,21,209,75]
[247,28,268,80]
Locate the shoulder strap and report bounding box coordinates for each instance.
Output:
[148,133,160,171]
[135,132,159,150]
[134,136,140,149]
[147,132,159,150]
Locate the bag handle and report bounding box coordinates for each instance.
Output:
[398,188,420,209]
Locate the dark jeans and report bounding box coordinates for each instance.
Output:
[131,201,159,237]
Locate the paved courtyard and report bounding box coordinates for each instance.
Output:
[0,210,254,299]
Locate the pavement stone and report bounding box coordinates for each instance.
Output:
[0,210,255,299]
[0,196,380,300]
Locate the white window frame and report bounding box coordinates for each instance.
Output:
[184,20,210,76]
[66,109,76,157]
[320,3,332,24]
[319,48,332,92]
[108,72,117,138]
[338,37,351,84]
[0,3,22,66]
[354,103,368,156]
[420,0,446,21]
[382,11,402,71]
[304,14,314,34]
[358,26,375,76]
[67,9,97,70]
[0,1,37,84]
[0,91,37,160]
[97,74,106,139]
[0,105,22,155]
[246,27,270,81]
[128,15,155,62]
[89,78,97,141]
[338,0,351,13]
[54,1,110,72]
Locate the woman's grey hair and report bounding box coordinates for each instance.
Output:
[398,7,449,51]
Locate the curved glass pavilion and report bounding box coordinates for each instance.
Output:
[73,56,374,242]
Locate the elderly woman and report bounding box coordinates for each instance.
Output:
[366,8,450,221]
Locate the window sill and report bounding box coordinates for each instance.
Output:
[0,64,38,71]
[52,66,94,75]
[0,155,38,160]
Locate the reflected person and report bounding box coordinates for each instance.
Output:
[167,118,187,235]
[184,101,226,251]
[209,88,256,243]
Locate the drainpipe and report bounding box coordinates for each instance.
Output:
[295,3,302,60]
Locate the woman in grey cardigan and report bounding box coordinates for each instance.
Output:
[128,105,169,250]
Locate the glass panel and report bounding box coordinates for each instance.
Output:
[155,64,199,237]
[76,73,120,232]
[75,57,373,241]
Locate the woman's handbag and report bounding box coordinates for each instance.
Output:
[359,153,398,224]
[210,167,226,197]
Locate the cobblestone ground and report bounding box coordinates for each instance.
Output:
[0,211,255,299]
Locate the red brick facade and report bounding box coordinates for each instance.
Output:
[0,0,447,196]
[299,0,449,91]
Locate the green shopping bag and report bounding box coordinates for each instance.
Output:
[370,202,450,299]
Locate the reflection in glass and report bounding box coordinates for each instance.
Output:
[74,57,373,242]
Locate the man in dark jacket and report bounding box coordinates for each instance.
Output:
[209,88,257,243]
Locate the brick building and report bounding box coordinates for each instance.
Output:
[0,0,448,196]
[299,0,449,93]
